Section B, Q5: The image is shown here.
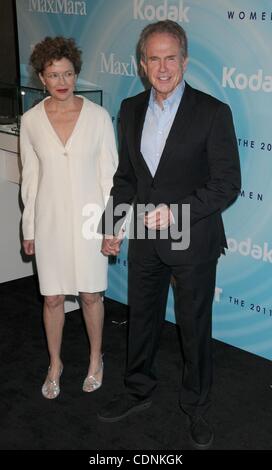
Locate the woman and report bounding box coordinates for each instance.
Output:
[20,37,118,399]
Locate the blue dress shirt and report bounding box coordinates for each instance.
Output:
[141,80,185,177]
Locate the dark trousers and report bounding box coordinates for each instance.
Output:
[125,244,217,417]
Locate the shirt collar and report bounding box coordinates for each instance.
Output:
[149,80,185,112]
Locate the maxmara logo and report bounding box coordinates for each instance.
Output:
[228,238,272,263]
[28,0,87,15]
[222,67,272,92]
[100,53,138,77]
[133,0,190,22]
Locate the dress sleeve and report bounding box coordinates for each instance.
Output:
[20,115,39,240]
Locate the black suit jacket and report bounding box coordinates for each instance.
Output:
[102,82,241,265]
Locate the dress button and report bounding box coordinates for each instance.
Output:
[63,151,68,156]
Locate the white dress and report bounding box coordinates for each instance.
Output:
[20,96,118,295]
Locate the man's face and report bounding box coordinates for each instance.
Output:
[141,32,188,106]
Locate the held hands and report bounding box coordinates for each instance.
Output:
[101,231,125,257]
[144,204,174,230]
[23,239,35,255]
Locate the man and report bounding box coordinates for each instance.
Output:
[98,20,241,449]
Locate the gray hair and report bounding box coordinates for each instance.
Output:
[138,20,188,63]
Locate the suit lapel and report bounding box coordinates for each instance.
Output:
[133,90,152,177]
[153,83,197,180]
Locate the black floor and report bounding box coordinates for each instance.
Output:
[0,275,271,451]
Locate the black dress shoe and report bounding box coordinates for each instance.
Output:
[187,415,214,450]
[97,393,152,422]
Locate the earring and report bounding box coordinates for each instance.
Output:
[43,84,46,94]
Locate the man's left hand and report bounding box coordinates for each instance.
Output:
[144,204,174,230]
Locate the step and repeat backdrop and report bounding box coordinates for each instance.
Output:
[16,0,272,360]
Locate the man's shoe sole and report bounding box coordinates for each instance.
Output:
[97,400,152,423]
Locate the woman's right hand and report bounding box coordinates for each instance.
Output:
[23,239,35,255]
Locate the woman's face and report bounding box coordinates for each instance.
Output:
[39,57,77,101]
